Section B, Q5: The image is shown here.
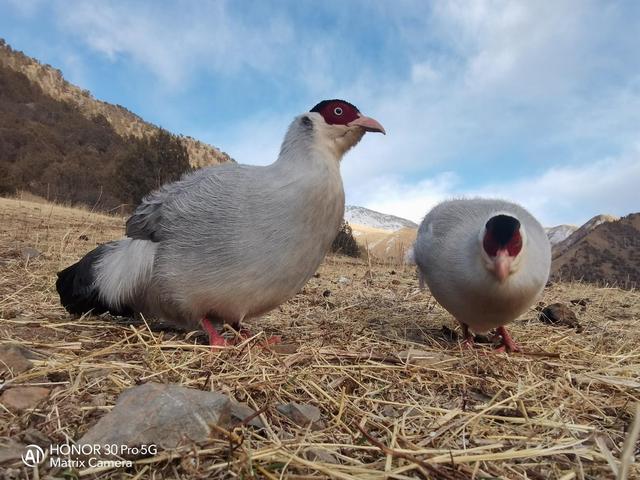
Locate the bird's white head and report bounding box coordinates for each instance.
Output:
[478,213,527,283]
[306,99,385,160]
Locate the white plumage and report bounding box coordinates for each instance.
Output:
[57,100,384,346]
[413,198,551,352]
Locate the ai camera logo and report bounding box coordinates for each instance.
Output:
[21,444,45,467]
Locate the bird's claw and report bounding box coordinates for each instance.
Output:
[494,326,521,353]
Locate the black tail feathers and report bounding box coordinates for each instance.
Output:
[56,244,132,317]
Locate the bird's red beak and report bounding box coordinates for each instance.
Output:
[493,248,513,282]
[348,115,386,134]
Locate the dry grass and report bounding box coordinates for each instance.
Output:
[1,196,639,479]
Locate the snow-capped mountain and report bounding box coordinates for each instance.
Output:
[345,205,418,232]
[552,214,619,258]
[545,224,578,246]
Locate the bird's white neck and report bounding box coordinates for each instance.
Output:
[275,114,364,168]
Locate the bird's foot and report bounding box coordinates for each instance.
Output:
[202,318,232,349]
[494,326,521,353]
[459,322,475,350]
[201,318,281,349]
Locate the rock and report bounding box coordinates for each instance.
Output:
[322,289,331,297]
[277,403,323,430]
[230,402,265,428]
[539,303,582,331]
[398,349,458,366]
[0,386,50,411]
[20,428,50,448]
[1,468,22,480]
[20,247,41,261]
[337,276,351,285]
[305,448,339,464]
[90,393,108,407]
[78,383,232,455]
[0,438,26,465]
[0,345,34,376]
[270,343,298,355]
[381,404,401,418]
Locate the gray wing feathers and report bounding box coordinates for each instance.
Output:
[125,167,218,242]
[126,191,167,241]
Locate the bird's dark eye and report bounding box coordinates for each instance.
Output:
[334,107,343,116]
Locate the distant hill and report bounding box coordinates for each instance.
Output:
[552,214,619,259]
[545,224,577,246]
[345,205,418,232]
[350,223,417,264]
[0,39,231,167]
[0,39,233,211]
[551,213,640,288]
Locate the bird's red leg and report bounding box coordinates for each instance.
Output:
[201,318,228,348]
[495,326,521,353]
[460,322,474,350]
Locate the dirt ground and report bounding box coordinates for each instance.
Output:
[1,197,639,479]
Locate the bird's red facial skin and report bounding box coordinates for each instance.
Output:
[313,101,360,126]
[483,230,523,258]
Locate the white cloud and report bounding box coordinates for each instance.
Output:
[55,1,297,89]
[347,172,459,224]
[355,149,640,227]
[7,0,638,226]
[472,149,640,226]
[335,0,640,226]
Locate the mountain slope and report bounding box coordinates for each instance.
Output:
[350,224,417,264]
[545,224,577,246]
[0,39,231,167]
[345,206,418,232]
[0,50,187,209]
[553,214,619,259]
[551,213,640,288]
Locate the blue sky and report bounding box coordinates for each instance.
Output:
[2,0,639,226]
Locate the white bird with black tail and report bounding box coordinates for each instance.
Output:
[57,100,385,346]
[413,199,551,352]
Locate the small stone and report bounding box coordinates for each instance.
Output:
[270,343,298,355]
[539,303,582,331]
[230,402,265,428]
[0,439,26,466]
[0,386,50,411]
[391,279,401,285]
[322,289,331,297]
[0,467,21,480]
[337,276,351,285]
[20,247,41,261]
[0,345,34,376]
[78,383,233,456]
[305,448,339,464]
[20,429,50,448]
[79,234,89,241]
[91,393,108,407]
[381,405,401,418]
[277,403,323,430]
